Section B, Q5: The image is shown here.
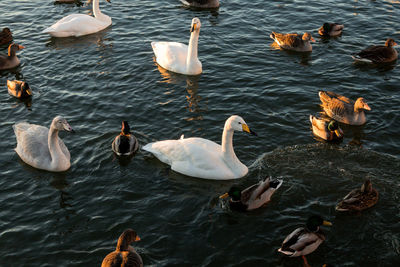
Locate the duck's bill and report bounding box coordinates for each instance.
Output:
[18,45,25,50]
[364,103,371,111]
[335,129,343,138]
[135,235,141,241]
[311,37,316,42]
[323,220,332,226]
[26,88,33,96]
[219,193,229,199]
[242,124,257,136]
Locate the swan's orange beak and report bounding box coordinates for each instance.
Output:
[190,23,197,33]
[242,124,257,136]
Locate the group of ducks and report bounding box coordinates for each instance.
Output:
[1,0,392,266]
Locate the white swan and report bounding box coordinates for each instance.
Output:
[143,115,257,180]
[151,17,202,75]
[42,0,111,37]
[13,116,74,172]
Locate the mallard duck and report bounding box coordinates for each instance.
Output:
[278,215,332,267]
[319,91,371,125]
[352,38,398,63]
[43,0,111,37]
[112,121,139,156]
[143,115,257,180]
[0,43,24,70]
[318,23,344,37]
[219,177,283,211]
[101,229,143,267]
[13,116,74,172]
[180,0,220,8]
[336,179,378,212]
[151,17,202,75]
[270,32,315,52]
[309,115,343,141]
[7,80,32,99]
[0,28,13,46]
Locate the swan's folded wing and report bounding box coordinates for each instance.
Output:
[44,15,105,36]
[13,123,51,165]
[151,41,188,73]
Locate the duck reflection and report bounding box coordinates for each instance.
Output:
[270,42,311,65]
[45,27,112,50]
[156,63,205,121]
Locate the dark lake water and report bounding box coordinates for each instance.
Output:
[1,0,400,266]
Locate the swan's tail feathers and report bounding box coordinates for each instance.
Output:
[318,90,332,104]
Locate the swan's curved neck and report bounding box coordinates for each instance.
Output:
[186,30,200,69]
[221,127,241,167]
[48,126,63,167]
[93,0,109,21]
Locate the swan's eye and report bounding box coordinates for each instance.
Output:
[238,122,241,124]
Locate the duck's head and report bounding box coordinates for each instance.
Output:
[8,43,25,57]
[219,186,242,201]
[318,23,330,35]
[385,38,397,47]
[302,32,315,42]
[116,229,141,251]
[225,115,257,136]
[306,215,332,232]
[190,17,201,33]
[354,97,371,111]
[22,82,33,97]
[2,27,11,35]
[121,121,131,135]
[327,120,343,138]
[52,116,74,132]
[360,179,373,193]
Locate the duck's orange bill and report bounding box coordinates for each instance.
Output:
[219,193,229,199]
[323,220,332,226]
[135,235,141,241]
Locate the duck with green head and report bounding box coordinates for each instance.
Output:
[219,177,283,211]
[278,215,332,267]
[310,115,343,141]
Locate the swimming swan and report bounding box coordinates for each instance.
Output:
[143,115,257,180]
[43,0,111,37]
[13,116,74,172]
[151,17,202,75]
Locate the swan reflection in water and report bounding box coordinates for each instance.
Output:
[45,27,112,50]
[156,63,206,121]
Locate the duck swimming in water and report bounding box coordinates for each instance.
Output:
[352,38,398,64]
[336,179,378,212]
[101,229,143,267]
[112,121,139,156]
[7,80,32,99]
[278,215,332,267]
[219,177,283,211]
[270,32,315,52]
[318,23,344,37]
[319,91,371,125]
[0,43,24,70]
[309,115,343,141]
[180,0,220,8]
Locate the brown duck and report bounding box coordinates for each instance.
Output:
[7,80,32,98]
[319,91,371,125]
[101,229,143,267]
[352,38,398,63]
[270,32,315,52]
[318,23,344,37]
[336,180,378,212]
[0,43,24,70]
[0,28,13,46]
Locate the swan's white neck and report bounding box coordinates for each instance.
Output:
[48,126,68,171]
[221,125,247,177]
[93,0,110,22]
[186,29,200,71]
